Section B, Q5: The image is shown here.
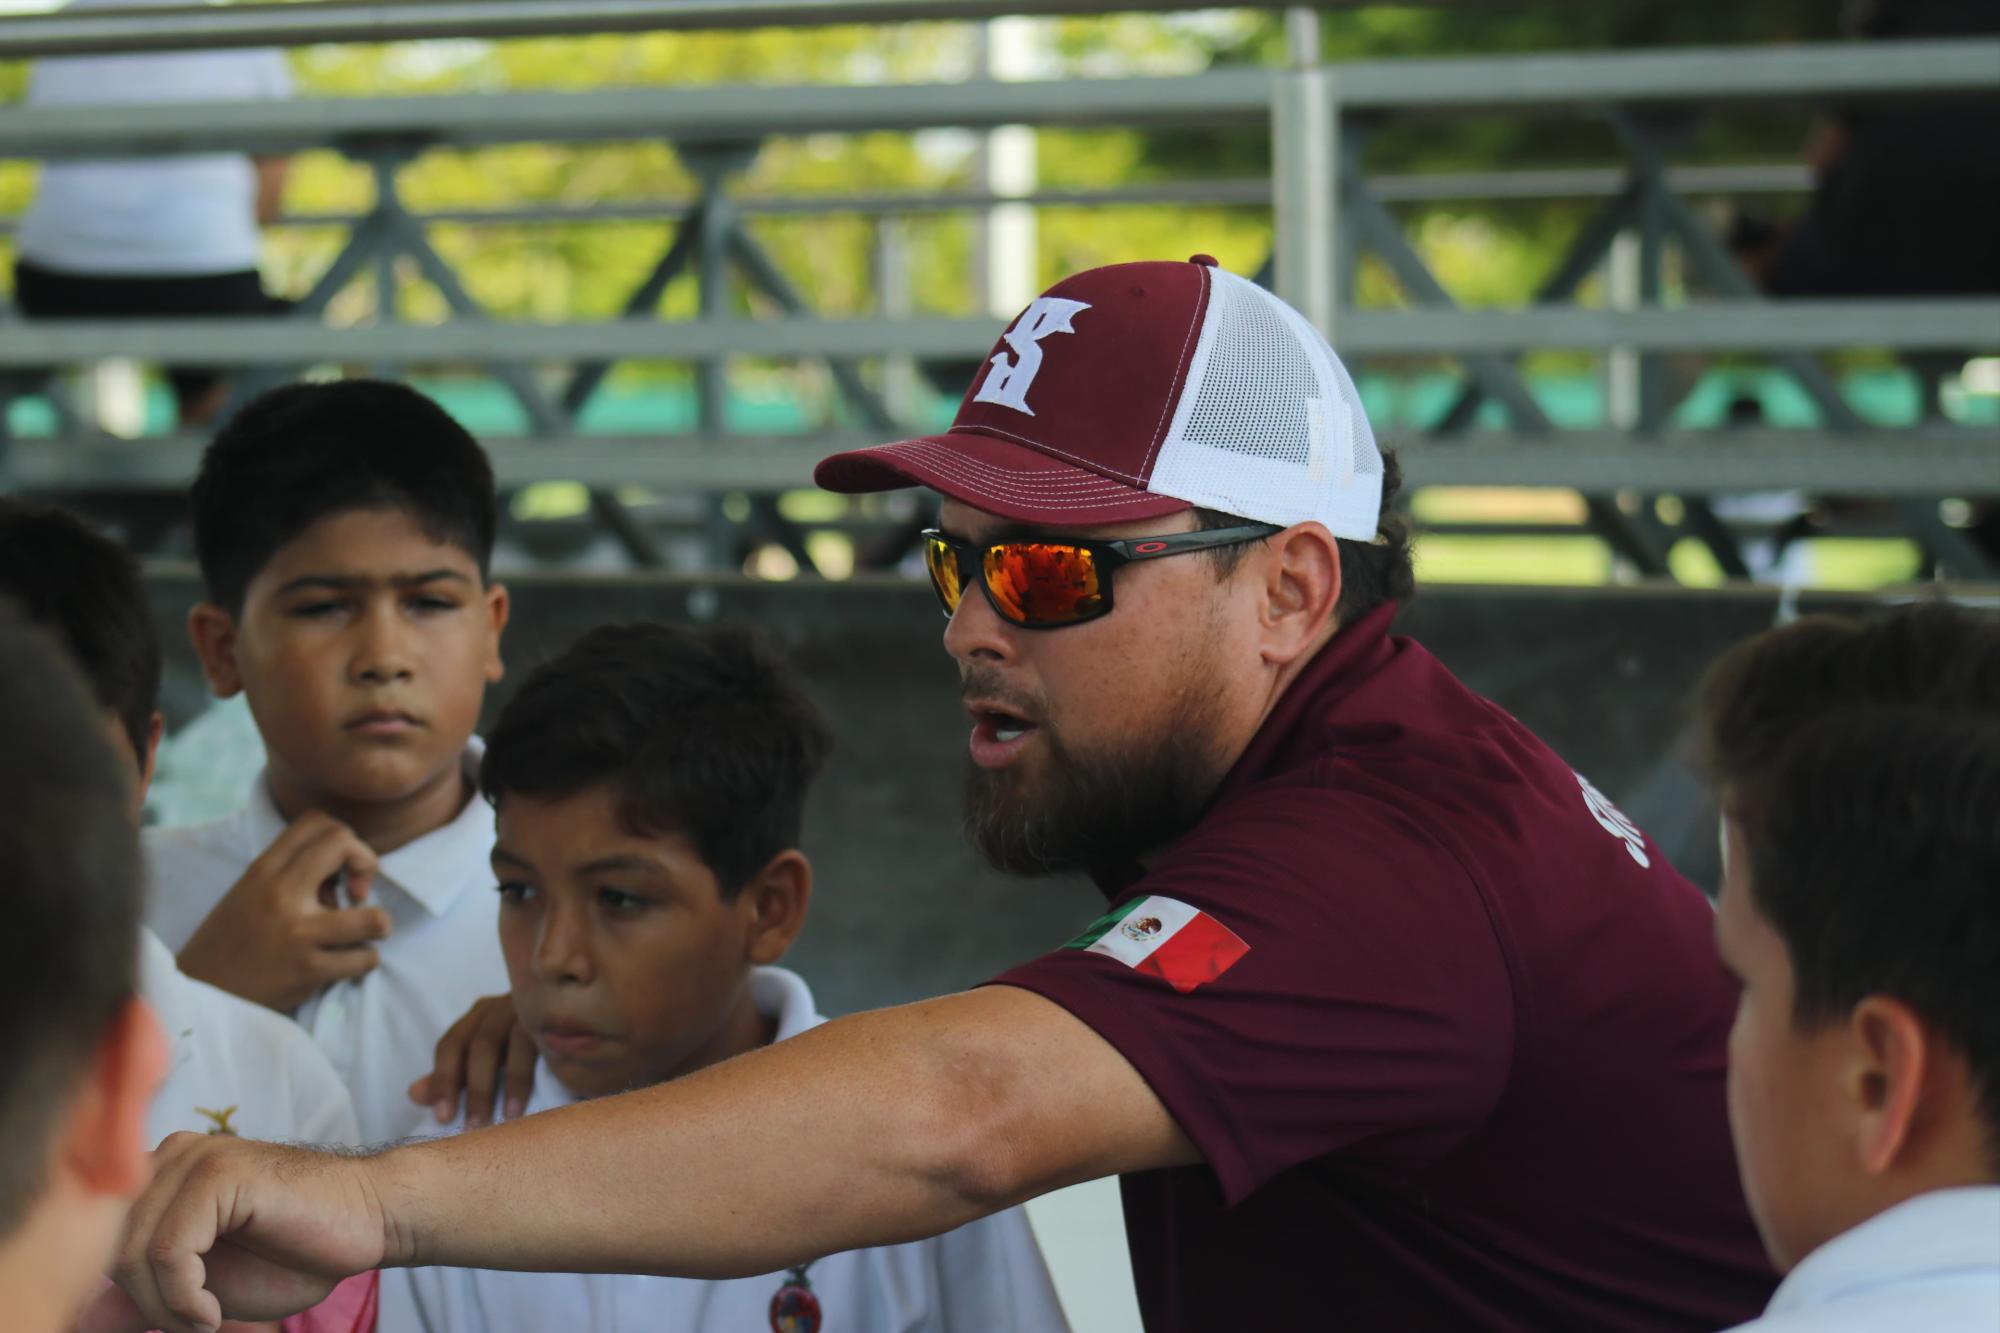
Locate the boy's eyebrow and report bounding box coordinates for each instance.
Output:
[273,569,472,597]
[491,845,535,874]
[492,847,668,878]
[575,854,667,877]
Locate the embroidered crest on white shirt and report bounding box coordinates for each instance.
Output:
[972,296,1092,416]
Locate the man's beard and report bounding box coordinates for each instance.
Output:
[962,678,1230,879]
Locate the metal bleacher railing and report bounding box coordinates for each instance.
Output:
[0,1,1995,577]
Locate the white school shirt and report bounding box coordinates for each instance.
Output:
[378,966,1071,1333]
[16,0,292,276]
[1724,1187,2000,1332]
[140,927,359,1147]
[144,743,508,1144]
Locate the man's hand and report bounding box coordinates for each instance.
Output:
[177,813,389,1013]
[407,993,538,1128]
[87,986,1196,1313]
[79,1294,281,1333]
[82,1134,392,1333]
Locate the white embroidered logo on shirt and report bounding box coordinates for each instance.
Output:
[1576,772,1651,868]
[972,296,1092,416]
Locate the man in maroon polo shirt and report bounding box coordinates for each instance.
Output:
[93,260,1771,1333]
[817,256,1775,1329]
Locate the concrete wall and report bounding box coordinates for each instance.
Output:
[144,571,1901,1016]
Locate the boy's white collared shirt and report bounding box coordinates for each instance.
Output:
[140,927,359,1146]
[144,741,508,1143]
[377,966,1071,1333]
[1724,1186,2000,1331]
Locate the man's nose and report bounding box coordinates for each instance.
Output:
[942,576,1016,667]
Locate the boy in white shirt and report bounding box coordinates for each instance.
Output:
[0,608,164,1333]
[0,498,359,1148]
[0,498,365,1332]
[1696,603,2000,1332]
[381,621,1068,1332]
[143,380,512,1142]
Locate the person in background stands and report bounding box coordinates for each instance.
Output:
[13,0,295,427]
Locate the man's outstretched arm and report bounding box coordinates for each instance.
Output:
[94,984,1195,1333]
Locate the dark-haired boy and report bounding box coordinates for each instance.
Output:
[1697,602,2000,1331]
[0,498,367,1333]
[0,498,359,1151]
[0,604,164,1333]
[380,621,1067,1332]
[144,379,511,1141]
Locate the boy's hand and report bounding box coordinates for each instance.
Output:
[408,993,537,1128]
[177,813,390,1013]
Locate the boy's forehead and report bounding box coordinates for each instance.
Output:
[251,507,480,589]
[493,786,703,865]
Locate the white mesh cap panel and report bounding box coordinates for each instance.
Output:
[1149,268,1384,539]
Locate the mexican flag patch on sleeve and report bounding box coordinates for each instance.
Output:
[1063,895,1250,993]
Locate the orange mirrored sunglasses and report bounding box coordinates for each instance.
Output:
[920,524,1281,629]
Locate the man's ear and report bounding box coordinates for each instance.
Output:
[482,581,511,684]
[1258,521,1342,667]
[1848,995,1930,1177]
[60,996,169,1201]
[186,603,244,699]
[741,850,813,967]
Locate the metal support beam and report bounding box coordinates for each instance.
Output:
[688,151,737,436]
[1431,183,1641,436]
[1607,111,1865,431]
[9,431,1990,501]
[1345,188,1557,433]
[0,303,1990,369]
[1345,178,1674,574]
[0,0,1327,59]
[0,164,1816,239]
[1272,7,1338,337]
[0,72,1279,161]
[3,44,1993,162]
[368,159,572,436]
[558,212,703,419]
[1338,304,2000,354]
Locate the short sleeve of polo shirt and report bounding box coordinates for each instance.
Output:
[992,785,1516,1206]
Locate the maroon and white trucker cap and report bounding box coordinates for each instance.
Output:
[814,255,1384,538]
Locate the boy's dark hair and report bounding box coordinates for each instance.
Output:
[482,622,833,895]
[191,379,497,613]
[1193,449,1415,625]
[0,602,143,1239]
[1695,601,2000,1168]
[0,499,160,770]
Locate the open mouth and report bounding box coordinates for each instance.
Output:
[968,704,1042,769]
[983,710,1034,743]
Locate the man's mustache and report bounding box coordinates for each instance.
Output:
[959,667,1047,722]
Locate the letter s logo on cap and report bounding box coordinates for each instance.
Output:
[972,296,1092,417]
